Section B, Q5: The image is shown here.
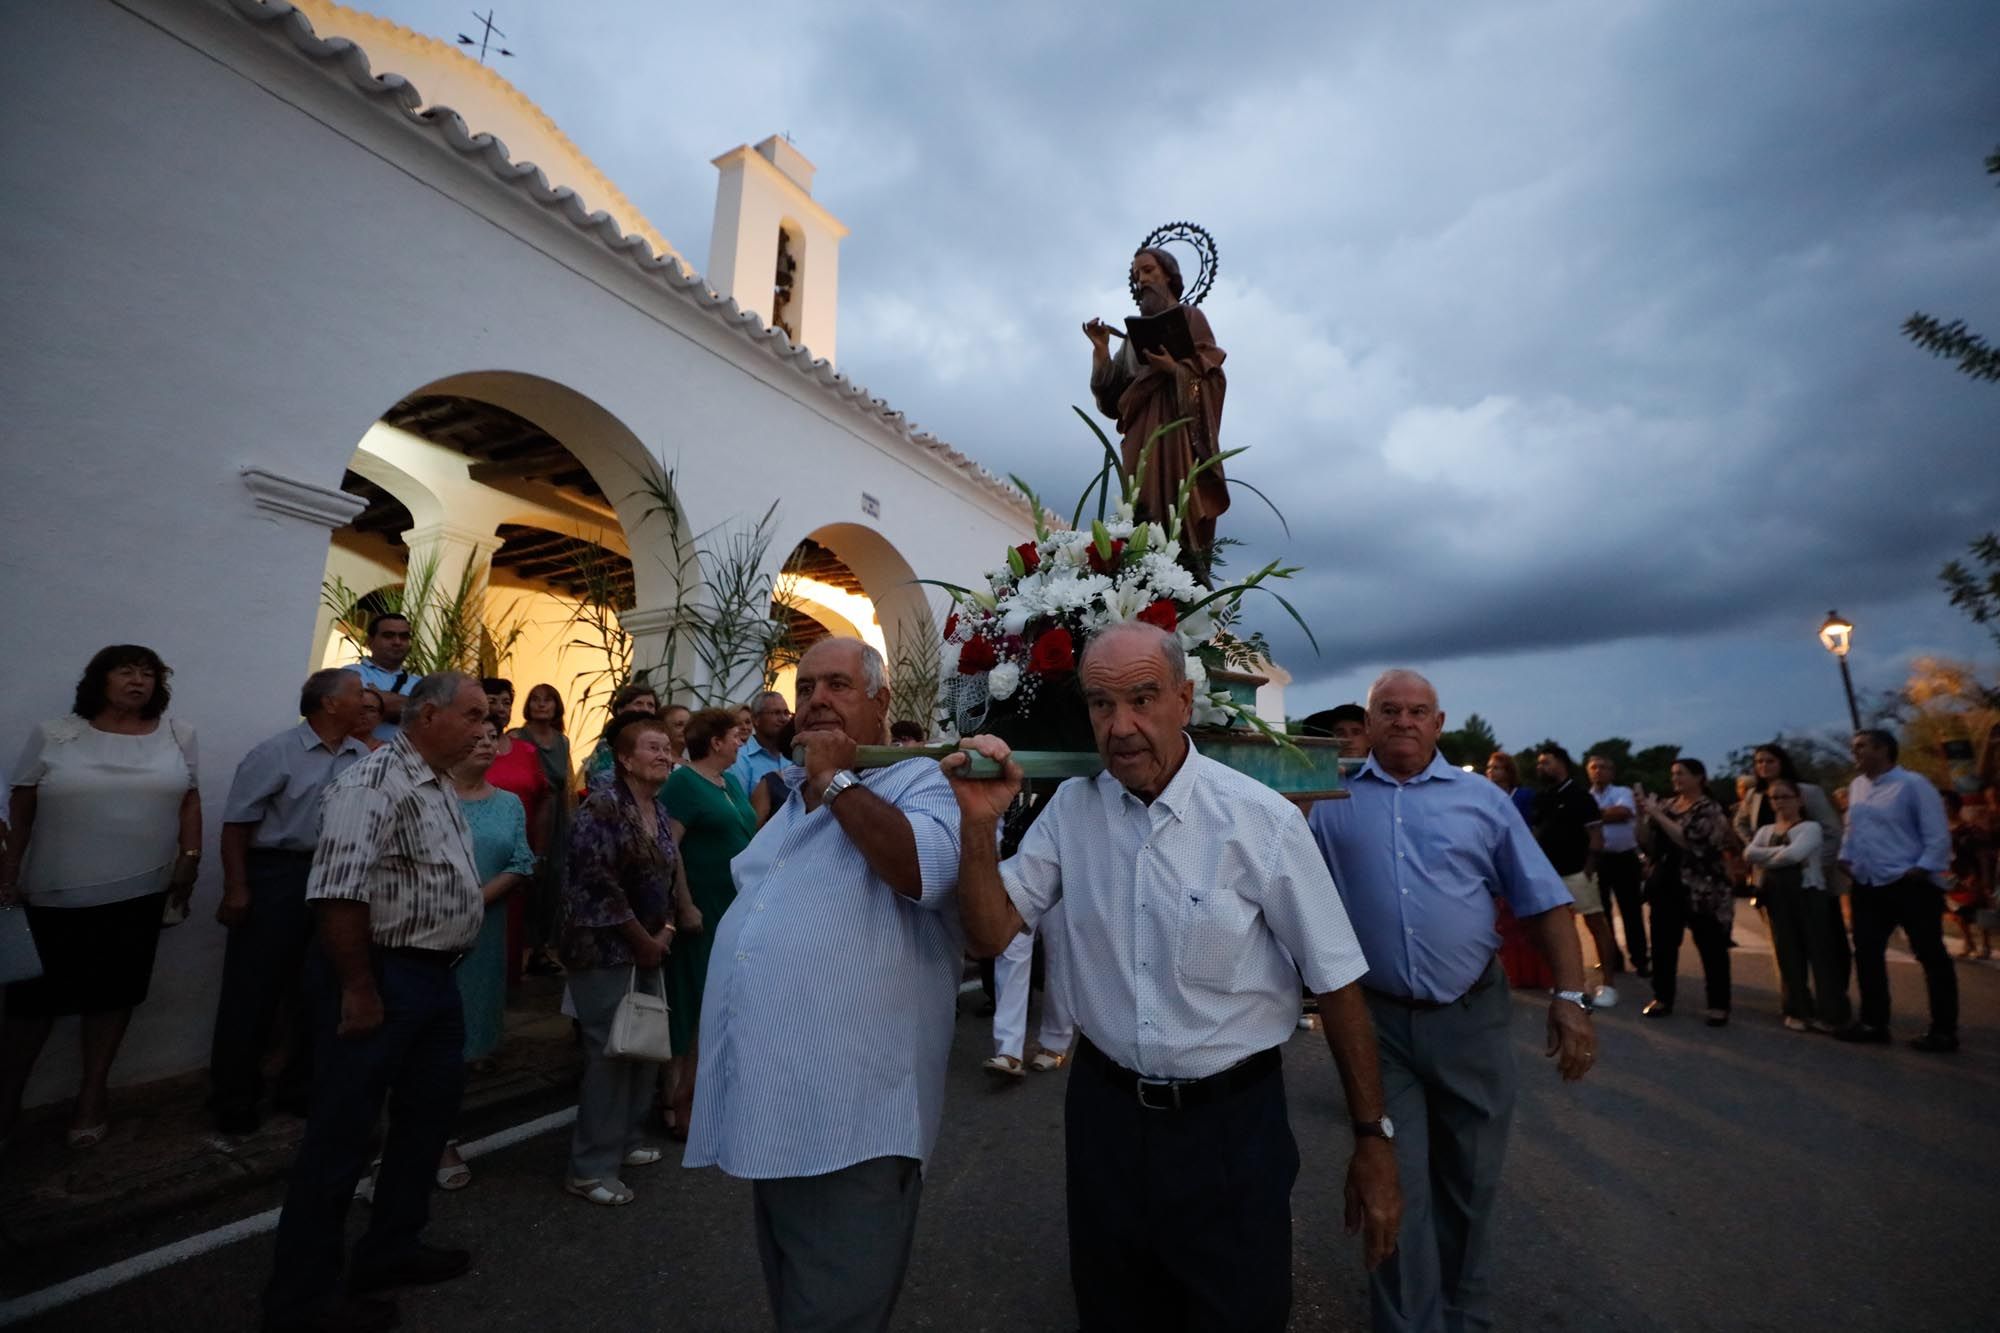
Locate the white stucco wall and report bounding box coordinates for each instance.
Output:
[0,0,1028,1105]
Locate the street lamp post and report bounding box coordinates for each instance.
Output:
[1818,609,1861,732]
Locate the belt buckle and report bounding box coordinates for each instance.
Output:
[1135,1076,1181,1111]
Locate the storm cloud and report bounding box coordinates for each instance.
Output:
[353,0,1999,762]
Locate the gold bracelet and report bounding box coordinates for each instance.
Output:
[179,850,201,860]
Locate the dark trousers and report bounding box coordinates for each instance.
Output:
[264,951,467,1327]
[209,850,316,1120]
[1066,1039,1297,1333]
[1852,877,1958,1035]
[1760,883,1852,1027]
[1598,850,1647,969]
[751,1156,925,1333]
[1650,889,1732,1012]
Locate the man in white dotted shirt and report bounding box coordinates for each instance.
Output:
[949,621,1400,1332]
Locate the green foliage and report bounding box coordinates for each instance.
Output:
[1436,712,1500,768]
[618,465,799,710]
[322,545,529,677]
[887,613,943,731]
[1721,732,1854,794]
[1903,144,2000,383]
[1940,532,2000,655]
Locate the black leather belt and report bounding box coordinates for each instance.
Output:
[1077,1036,1280,1112]
[382,946,466,969]
[1365,964,1498,1012]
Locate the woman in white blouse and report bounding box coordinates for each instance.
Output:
[1742,778,1853,1033]
[0,645,202,1148]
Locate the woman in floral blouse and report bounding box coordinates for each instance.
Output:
[1637,757,1741,1025]
[558,715,697,1206]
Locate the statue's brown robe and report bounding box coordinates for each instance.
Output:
[1090,304,1230,558]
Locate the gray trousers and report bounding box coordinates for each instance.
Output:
[752,1156,925,1333]
[566,966,661,1182]
[1365,962,1517,1333]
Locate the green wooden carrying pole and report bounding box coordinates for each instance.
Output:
[808,736,1352,799]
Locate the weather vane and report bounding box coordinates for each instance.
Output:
[457,9,514,65]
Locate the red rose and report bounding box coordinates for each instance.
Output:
[1028,627,1076,675]
[957,635,998,674]
[1086,539,1127,575]
[1136,599,1179,633]
[944,612,959,640]
[1014,542,1041,575]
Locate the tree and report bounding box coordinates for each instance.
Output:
[1885,656,2000,790]
[1722,732,1854,794]
[1911,147,2000,654]
[1940,532,2000,657]
[1437,712,1500,768]
[1903,144,2000,382]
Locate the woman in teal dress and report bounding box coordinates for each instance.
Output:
[661,707,755,1136]
[437,719,534,1186]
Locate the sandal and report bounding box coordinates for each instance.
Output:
[565,1177,634,1206]
[65,1123,109,1149]
[437,1142,472,1190]
[623,1147,664,1168]
[982,1054,1024,1080]
[1028,1051,1068,1072]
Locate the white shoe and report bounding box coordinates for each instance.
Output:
[982,1054,1024,1079]
[1591,984,1619,1010]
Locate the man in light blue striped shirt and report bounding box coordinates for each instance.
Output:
[684,638,963,1331]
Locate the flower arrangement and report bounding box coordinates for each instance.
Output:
[928,418,1314,744]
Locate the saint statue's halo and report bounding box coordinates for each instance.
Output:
[1129,221,1219,306]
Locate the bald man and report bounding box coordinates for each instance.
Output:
[950,621,1398,1331]
[1308,668,1593,1333]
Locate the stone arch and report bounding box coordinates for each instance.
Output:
[788,520,937,677]
[413,369,685,612]
[311,371,689,742]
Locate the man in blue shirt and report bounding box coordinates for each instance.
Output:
[345,613,419,743]
[726,689,792,793]
[1837,728,1955,1051]
[1309,668,1593,1333]
[209,669,371,1134]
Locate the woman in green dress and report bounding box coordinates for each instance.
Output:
[661,707,755,1136]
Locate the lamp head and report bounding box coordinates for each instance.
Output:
[1818,610,1853,658]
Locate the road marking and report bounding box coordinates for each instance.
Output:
[0,1106,577,1326]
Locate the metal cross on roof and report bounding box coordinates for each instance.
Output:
[456,9,514,65]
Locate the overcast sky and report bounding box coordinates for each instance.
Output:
[349,0,1998,767]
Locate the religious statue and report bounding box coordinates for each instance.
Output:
[1084,224,1229,568]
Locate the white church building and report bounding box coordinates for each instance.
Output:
[0,0,1035,1104]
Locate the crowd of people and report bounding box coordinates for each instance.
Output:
[0,614,1988,1332]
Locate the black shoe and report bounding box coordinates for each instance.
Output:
[263,1295,400,1333]
[1833,1024,1891,1044]
[350,1245,472,1293]
[1908,1032,1960,1053]
[1704,1011,1730,1028]
[1641,1001,1672,1018]
[1632,962,1651,979]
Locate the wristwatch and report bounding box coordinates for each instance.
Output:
[1352,1116,1396,1141]
[1553,989,1593,1013]
[820,769,862,804]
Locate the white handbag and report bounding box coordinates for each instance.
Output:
[603,966,673,1063]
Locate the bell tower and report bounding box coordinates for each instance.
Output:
[707,135,850,365]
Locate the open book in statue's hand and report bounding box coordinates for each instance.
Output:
[1124,304,1197,363]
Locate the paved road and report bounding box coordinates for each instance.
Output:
[14,919,1999,1332]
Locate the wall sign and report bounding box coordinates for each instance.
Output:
[860,492,880,518]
